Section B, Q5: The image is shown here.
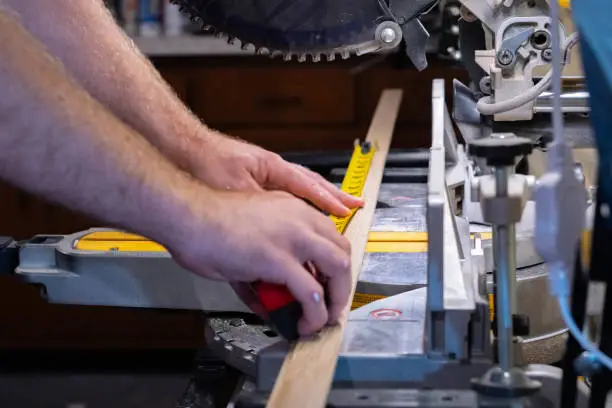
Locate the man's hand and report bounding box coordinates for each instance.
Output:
[170,190,352,336]
[2,0,357,330]
[184,130,364,217]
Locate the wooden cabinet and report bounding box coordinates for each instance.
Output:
[0,56,467,350]
[192,67,355,125]
[167,56,466,151]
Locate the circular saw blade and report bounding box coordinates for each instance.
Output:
[172,0,389,60]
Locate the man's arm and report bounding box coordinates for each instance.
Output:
[0,10,351,335]
[3,0,201,167]
[4,0,363,216]
[0,8,198,247]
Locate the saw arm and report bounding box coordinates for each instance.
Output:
[172,0,436,69]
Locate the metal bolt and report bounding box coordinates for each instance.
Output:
[380,27,397,44]
[497,49,514,66]
[542,48,553,62]
[479,76,492,94]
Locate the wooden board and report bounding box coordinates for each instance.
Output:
[266,89,403,408]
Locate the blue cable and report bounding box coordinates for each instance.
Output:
[558,296,612,371]
[547,0,612,374]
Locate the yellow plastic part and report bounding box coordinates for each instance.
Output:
[366,241,428,253]
[75,239,166,252]
[74,231,163,252]
[368,231,428,242]
[351,292,386,310]
[75,231,493,253]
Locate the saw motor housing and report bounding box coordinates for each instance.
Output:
[175,0,578,123]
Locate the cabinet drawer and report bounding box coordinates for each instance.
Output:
[191,68,355,125]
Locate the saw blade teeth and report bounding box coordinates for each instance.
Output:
[171,0,382,65]
[241,43,256,52]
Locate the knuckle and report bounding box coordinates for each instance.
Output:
[341,236,351,251]
[321,216,338,231]
[267,152,284,165]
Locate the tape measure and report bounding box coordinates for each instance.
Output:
[254,140,376,340]
[330,141,376,233]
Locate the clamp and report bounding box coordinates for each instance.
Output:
[468,134,541,397]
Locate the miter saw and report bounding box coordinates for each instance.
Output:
[166,1,606,407]
[4,0,612,407]
[171,0,436,67]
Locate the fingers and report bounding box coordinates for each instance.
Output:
[325,268,352,324]
[314,216,351,254]
[267,158,351,217]
[277,259,330,336]
[297,233,352,326]
[300,166,365,209]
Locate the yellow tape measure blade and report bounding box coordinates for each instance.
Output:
[331,142,376,235]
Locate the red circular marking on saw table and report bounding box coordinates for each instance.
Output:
[370,309,402,319]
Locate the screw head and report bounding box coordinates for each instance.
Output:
[542,48,553,62]
[497,49,514,66]
[380,27,397,44]
[479,76,492,94]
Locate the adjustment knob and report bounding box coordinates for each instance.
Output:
[468,134,533,166]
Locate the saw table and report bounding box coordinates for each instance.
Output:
[3,79,595,407]
[12,88,563,366]
[2,0,611,406]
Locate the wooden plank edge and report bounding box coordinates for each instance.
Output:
[266,89,404,408]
